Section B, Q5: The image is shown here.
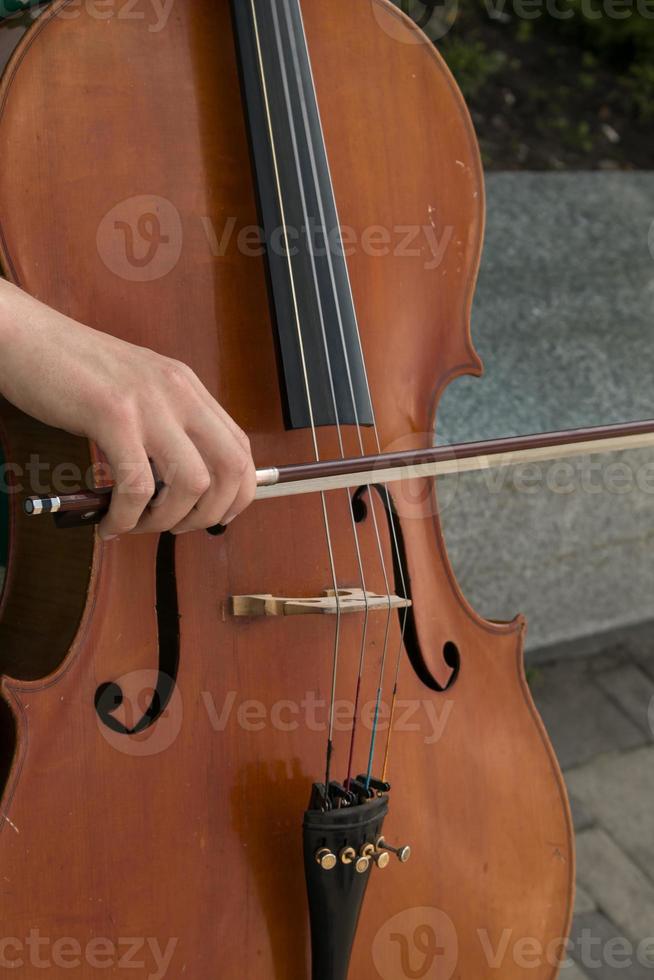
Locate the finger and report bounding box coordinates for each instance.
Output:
[170,470,240,535]
[171,451,256,534]
[213,403,252,453]
[220,454,257,525]
[135,433,211,534]
[183,370,251,452]
[171,415,254,534]
[97,440,155,540]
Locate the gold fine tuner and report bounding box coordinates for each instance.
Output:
[315,848,337,871]
[376,836,412,863]
[361,841,389,869]
[341,846,371,873]
[356,843,374,873]
[316,840,406,873]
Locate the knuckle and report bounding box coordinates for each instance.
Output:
[120,473,155,499]
[236,429,252,453]
[184,466,212,498]
[162,358,194,391]
[103,394,138,430]
[228,448,250,478]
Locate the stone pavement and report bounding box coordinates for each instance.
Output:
[437,171,654,651]
[529,623,654,977]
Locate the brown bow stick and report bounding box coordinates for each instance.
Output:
[23,419,654,524]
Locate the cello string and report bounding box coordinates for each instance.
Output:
[249,0,344,801]
[270,0,373,792]
[291,0,410,788]
[283,0,397,787]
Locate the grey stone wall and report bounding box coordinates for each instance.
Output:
[437,173,654,652]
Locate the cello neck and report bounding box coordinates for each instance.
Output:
[231,0,373,431]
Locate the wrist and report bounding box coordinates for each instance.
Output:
[0,279,20,343]
[0,280,33,395]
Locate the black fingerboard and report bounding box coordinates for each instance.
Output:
[231,0,374,431]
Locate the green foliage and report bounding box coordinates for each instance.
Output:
[515,19,535,43]
[390,0,653,162]
[547,3,654,119]
[438,38,507,99]
[547,0,654,65]
[629,60,654,119]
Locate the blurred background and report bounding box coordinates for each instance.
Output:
[393,4,654,976]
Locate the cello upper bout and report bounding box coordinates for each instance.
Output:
[302,0,484,445]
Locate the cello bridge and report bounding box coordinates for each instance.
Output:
[231,588,411,617]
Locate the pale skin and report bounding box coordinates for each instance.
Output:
[0,280,257,539]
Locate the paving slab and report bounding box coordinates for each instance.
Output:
[566,746,654,883]
[560,961,591,980]
[529,661,645,769]
[436,172,654,651]
[575,883,597,916]
[529,619,654,668]
[633,647,654,685]
[576,828,654,946]
[570,913,654,979]
[569,794,596,834]
[595,664,654,740]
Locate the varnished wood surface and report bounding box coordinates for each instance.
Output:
[0,2,573,977]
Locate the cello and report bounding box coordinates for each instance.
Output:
[0,1,575,977]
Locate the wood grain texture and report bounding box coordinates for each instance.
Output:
[0,1,573,977]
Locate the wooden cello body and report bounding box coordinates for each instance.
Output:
[0,2,573,977]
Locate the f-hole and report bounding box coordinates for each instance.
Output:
[95,533,180,734]
[352,485,460,693]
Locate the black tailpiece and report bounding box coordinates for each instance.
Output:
[303,784,389,980]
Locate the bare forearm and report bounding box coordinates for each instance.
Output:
[0,279,256,536]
